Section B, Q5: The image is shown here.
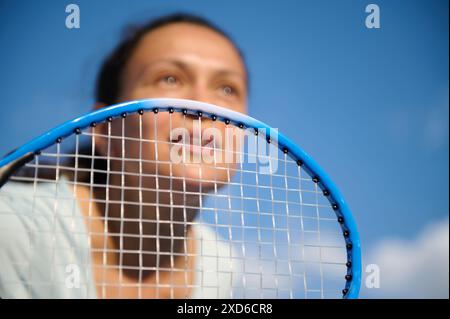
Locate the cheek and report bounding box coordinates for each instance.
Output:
[233,101,248,115]
[118,79,157,101]
[130,112,173,148]
[111,113,171,174]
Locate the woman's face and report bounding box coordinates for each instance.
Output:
[119,22,247,109]
[103,22,248,194]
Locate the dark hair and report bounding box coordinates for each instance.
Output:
[96,13,247,105]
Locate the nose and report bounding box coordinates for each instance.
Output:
[179,87,215,123]
[184,83,217,107]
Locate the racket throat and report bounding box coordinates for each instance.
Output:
[0,151,34,188]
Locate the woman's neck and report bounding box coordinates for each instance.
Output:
[74,183,198,298]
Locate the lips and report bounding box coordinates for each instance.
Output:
[170,130,221,154]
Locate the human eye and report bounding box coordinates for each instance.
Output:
[158,74,179,86]
[218,84,238,97]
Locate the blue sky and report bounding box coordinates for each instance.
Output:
[0,0,448,297]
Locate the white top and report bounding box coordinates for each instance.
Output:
[0,177,238,299]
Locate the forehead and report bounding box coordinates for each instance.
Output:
[125,22,246,78]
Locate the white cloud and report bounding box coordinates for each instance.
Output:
[361,218,449,298]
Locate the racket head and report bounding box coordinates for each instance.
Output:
[0,98,361,298]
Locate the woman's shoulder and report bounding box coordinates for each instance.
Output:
[0,179,95,298]
[0,178,76,215]
[0,178,80,245]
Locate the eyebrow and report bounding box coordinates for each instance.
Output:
[134,58,246,83]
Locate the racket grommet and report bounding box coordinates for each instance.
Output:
[182,109,188,115]
[107,116,113,122]
[323,189,330,196]
[153,108,159,114]
[138,109,144,115]
[345,274,352,281]
[168,107,174,114]
[312,176,319,183]
[266,137,271,144]
[332,203,339,210]
[197,111,203,117]
[338,216,345,223]
[121,112,127,118]
[238,123,244,129]
[343,230,350,237]
[74,128,81,135]
[296,159,303,166]
[90,122,97,127]
[225,119,230,125]
[282,147,288,154]
[56,137,62,144]
[254,129,259,136]
[346,243,353,250]
[211,114,217,121]
[342,288,349,295]
[346,261,352,268]
[34,150,41,156]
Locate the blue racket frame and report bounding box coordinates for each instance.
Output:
[0,98,362,298]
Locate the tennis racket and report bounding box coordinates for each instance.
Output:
[0,98,361,299]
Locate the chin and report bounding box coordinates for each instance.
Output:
[170,163,233,193]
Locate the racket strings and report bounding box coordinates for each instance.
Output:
[0,109,348,299]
